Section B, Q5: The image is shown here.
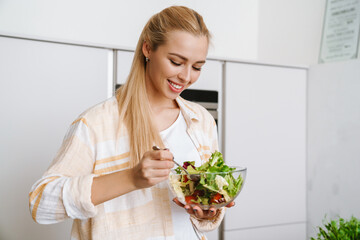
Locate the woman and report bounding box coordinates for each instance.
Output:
[29,6,233,239]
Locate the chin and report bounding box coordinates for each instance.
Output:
[166,91,181,100]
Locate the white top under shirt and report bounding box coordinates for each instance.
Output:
[160,110,203,240]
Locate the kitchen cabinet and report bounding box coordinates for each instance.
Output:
[0,36,109,240]
[223,62,307,238]
[116,50,134,85]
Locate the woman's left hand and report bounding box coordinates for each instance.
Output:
[172,198,235,220]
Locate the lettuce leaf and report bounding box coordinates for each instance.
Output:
[173,151,243,205]
[223,173,243,197]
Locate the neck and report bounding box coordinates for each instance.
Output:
[145,82,179,112]
[148,94,178,112]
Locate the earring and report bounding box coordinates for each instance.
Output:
[145,57,149,62]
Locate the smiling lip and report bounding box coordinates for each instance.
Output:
[168,80,184,93]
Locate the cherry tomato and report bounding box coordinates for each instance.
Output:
[210,193,223,204]
[185,196,197,204]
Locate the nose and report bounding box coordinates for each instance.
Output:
[178,65,191,82]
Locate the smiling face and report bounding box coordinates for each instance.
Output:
[143,31,209,106]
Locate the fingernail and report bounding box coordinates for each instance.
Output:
[164,148,169,151]
[185,206,190,210]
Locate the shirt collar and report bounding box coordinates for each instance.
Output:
[176,97,199,122]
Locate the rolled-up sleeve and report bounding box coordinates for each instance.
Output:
[29,117,97,224]
[62,174,97,219]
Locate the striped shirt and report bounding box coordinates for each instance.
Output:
[29,96,222,240]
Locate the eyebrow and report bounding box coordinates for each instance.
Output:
[169,53,206,64]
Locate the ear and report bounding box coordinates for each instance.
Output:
[142,40,151,59]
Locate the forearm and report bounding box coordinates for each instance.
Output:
[91,150,174,205]
[91,168,137,206]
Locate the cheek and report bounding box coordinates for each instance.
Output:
[156,61,178,78]
[190,71,201,84]
[164,64,179,77]
[149,62,167,81]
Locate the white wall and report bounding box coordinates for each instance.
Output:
[0,0,258,60]
[0,0,328,65]
[257,0,326,65]
[307,59,360,238]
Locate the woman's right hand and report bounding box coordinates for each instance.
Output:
[131,148,174,189]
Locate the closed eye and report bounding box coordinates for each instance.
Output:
[170,59,202,71]
[170,59,181,66]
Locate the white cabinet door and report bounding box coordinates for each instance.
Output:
[189,59,223,92]
[117,50,134,85]
[224,223,306,240]
[0,37,109,240]
[224,63,307,233]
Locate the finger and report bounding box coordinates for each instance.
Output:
[152,150,173,161]
[146,168,171,178]
[226,202,235,208]
[172,198,184,207]
[192,205,203,218]
[148,159,174,169]
[208,207,217,218]
[152,146,170,151]
[184,204,194,215]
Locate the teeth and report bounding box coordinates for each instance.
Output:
[169,81,182,89]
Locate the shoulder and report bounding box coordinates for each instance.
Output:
[73,97,119,127]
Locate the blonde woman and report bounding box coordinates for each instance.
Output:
[29,6,233,240]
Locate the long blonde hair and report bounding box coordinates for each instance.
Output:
[116,6,211,167]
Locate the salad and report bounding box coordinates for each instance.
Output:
[169,151,244,206]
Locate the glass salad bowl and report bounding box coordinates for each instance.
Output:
[168,151,247,210]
